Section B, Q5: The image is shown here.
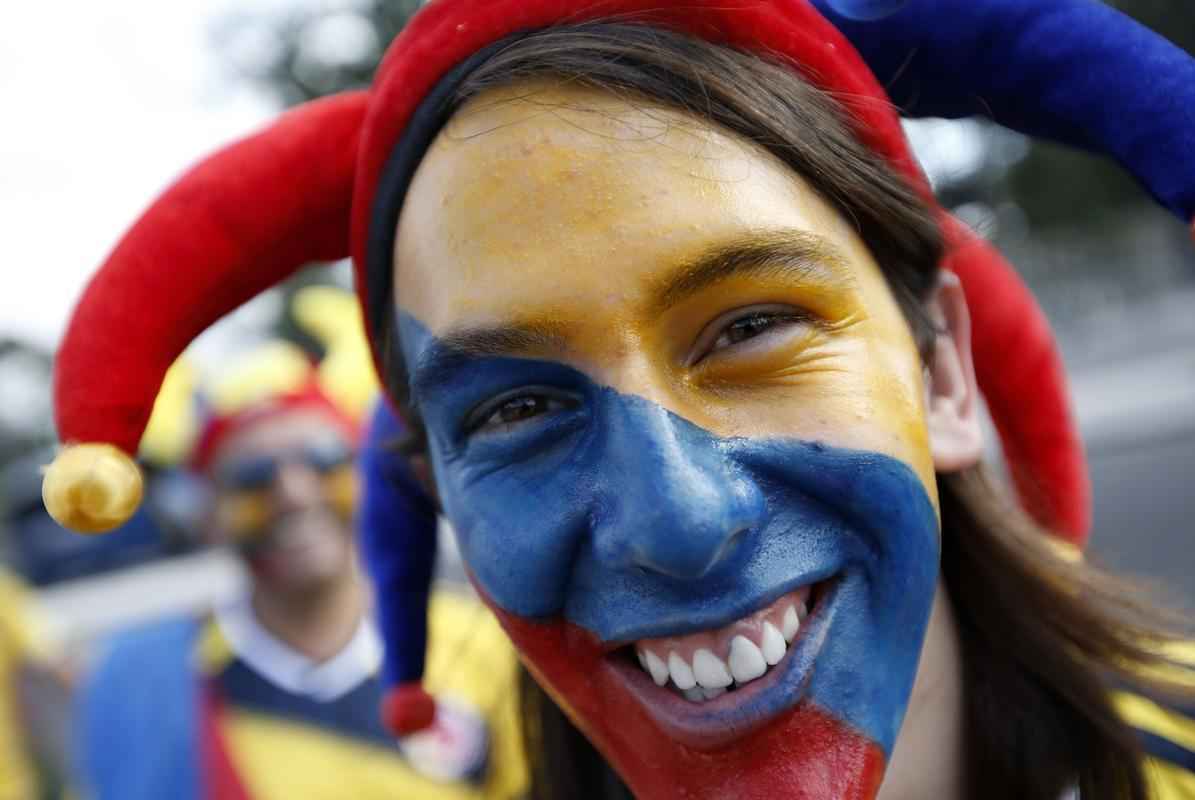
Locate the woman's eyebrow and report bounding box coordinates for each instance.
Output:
[408,320,567,398]
[407,231,848,397]
[647,229,855,317]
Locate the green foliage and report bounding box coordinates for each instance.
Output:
[212,0,422,107]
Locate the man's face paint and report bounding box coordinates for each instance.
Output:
[210,408,358,590]
[392,85,940,800]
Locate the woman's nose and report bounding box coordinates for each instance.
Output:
[590,401,765,580]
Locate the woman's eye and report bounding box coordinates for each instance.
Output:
[707,309,809,356]
[715,313,783,348]
[466,389,578,435]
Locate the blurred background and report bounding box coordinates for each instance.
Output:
[0,0,1192,755]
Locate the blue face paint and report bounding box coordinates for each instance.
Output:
[399,311,938,754]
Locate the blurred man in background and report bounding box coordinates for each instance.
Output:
[74,290,526,800]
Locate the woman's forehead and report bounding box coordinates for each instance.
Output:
[392,83,879,336]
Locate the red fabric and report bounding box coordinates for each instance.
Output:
[52,0,1091,541]
[381,682,437,736]
[349,0,932,333]
[941,216,1090,542]
[199,685,253,800]
[495,604,885,800]
[191,381,361,472]
[54,91,367,454]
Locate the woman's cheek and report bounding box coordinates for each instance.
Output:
[682,333,930,483]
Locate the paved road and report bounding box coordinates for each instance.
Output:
[1087,429,1195,613]
[1072,339,1195,613]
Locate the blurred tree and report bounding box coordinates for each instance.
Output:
[212,1,421,107]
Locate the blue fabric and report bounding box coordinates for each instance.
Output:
[822,0,906,21]
[813,0,1195,220]
[1136,728,1195,773]
[75,618,203,800]
[358,402,439,688]
[217,657,395,748]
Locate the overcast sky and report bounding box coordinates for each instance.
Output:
[0,0,281,349]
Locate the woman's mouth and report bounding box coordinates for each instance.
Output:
[602,578,838,749]
[632,585,812,702]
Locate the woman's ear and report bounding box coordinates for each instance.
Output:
[925,272,984,473]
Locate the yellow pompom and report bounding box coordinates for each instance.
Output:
[41,444,144,534]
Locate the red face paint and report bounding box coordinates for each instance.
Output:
[493,605,885,800]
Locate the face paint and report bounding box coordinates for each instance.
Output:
[393,85,940,800]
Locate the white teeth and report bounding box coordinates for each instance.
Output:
[782,605,801,643]
[668,652,697,690]
[693,648,733,689]
[761,622,787,666]
[729,636,768,684]
[637,591,815,697]
[643,649,670,686]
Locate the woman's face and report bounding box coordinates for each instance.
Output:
[393,84,941,800]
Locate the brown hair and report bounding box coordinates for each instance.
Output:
[381,21,1194,800]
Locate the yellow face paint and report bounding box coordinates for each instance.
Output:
[394,82,935,501]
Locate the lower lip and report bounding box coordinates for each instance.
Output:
[601,579,840,750]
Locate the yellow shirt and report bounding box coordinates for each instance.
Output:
[1114,689,1195,798]
[1114,641,1195,799]
[0,571,55,800]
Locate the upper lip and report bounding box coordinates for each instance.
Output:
[595,566,839,654]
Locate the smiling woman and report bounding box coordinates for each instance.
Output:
[372,23,1194,800]
[41,2,1195,800]
[383,42,946,798]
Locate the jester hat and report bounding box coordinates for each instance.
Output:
[44,0,1195,736]
[190,287,378,471]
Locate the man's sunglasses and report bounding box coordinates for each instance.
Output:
[214,441,354,492]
